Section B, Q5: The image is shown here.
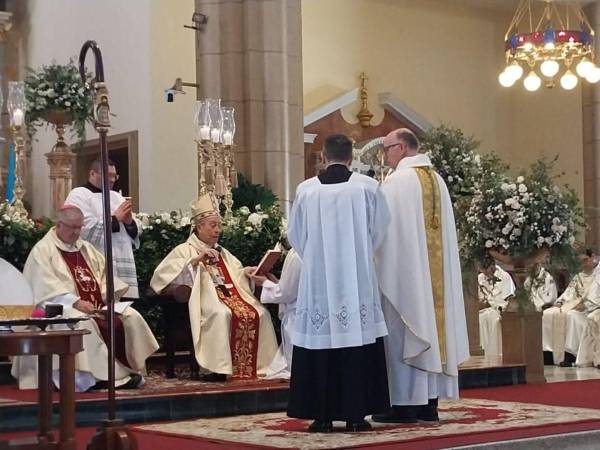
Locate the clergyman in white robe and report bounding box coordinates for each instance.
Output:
[478,264,516,358]
[287,134,391,431]
[375,129,469,423]
[150,193,278,380]
[65,160,141,298]
[543,253,600,365]
[525,266,557,312]
[11,207,158,392]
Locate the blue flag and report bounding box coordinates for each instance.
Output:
[5,143,15,203]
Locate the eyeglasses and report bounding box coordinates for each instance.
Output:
[92,170,119,181]
[58,221,83,231]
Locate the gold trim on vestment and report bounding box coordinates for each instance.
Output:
[415,167,447,364]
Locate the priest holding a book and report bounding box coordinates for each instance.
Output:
[150,193,278,382]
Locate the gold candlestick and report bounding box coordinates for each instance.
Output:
[11,125,27,218]
[223,144,235,220]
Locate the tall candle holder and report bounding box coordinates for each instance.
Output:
[193,99,237,213]
[7,81,27,218]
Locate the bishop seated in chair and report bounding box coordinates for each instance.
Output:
[11,205,159,392]
[150,193,278,382]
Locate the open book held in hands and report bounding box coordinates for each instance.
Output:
[254,249,282,276]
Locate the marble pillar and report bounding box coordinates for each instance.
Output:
[195,0,304,212]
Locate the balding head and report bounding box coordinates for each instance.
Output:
[382,128,420,168]
[56,205,84,245]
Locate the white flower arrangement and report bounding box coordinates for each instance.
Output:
[464,159,583,260]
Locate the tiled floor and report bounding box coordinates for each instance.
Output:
[545,365,600,383]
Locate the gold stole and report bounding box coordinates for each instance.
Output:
[415,167,446,364]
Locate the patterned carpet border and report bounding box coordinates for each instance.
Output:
[134,398,600,450]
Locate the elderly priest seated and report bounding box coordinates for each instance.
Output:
[11,205,159,392]
[150,193,278,382]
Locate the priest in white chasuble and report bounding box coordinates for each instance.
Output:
[247,247,301,379]
[65,158,141,298]
[11,205,159,392]
[373,128,469,424]
[524,262,557,312]
[287,134,390,433]
[150,193,278,382]
[543,248,600,365]
[478,259,516,358]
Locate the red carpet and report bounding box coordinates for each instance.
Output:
[3,380,600,449]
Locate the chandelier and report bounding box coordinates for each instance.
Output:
[499,0,598,91]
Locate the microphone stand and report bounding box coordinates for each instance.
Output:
[80,39,136,450]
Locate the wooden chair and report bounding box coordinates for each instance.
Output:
[149,287,200,379]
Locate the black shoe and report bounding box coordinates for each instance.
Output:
[308,420,333,433]
[372,406,419,424]
[345,419,372,432]
[201,372,227,382]
[560,352,576,367]
[418,398,439,422]
[89,380,108,391]
[119,374,143,390]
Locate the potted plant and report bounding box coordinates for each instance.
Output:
[464,157,584,382]
[24,59,93,148]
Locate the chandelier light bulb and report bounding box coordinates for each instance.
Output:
[586,66,600,83]
[499,70,516,87]
[523,71,541,91]
[540,59,560,78]
[505,62,523,81]
[576,58,595,78]
[560,70,578,90]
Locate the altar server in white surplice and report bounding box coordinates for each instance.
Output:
[65,158,141,298]
[543,248,600,365]
[524,263,557,312]
[248,248,301,379]
[150,193,278,382]
[11,205,158,392]
[287,134,390,433]
[374,128,469,424]
[478,260,515,358]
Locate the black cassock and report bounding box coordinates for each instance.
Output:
[287,164,390,422]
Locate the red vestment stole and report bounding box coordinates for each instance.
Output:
[210,256,260,379]
[58,249,132,369]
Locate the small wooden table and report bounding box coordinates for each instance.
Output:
[0,329,89,450]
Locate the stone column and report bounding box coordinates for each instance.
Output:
[583,1,600,248]
[195,0,304,211]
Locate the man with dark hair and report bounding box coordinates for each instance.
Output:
[65,158,141,298]
[287,133,391,432]
[374,127,469,424]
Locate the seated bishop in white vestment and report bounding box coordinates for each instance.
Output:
[543,249,600,365]
[247,248,301,379]
[11,206,159,392]
[478,262,515,358]
[150,194,278,380]
[65,158,142,298]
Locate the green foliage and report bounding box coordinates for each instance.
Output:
[24,59,94,145]
[232,174,278,211]
[0,202,52,271]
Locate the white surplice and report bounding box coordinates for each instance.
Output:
[260,249,301,379]
[376,154,469,406]
[65,187,141,298]
[525,267,557,312]
[0,258,34,306]
[288,172,389,350]
[11,228,158,391]
[478,266,515,357]
[543,265,600,364]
